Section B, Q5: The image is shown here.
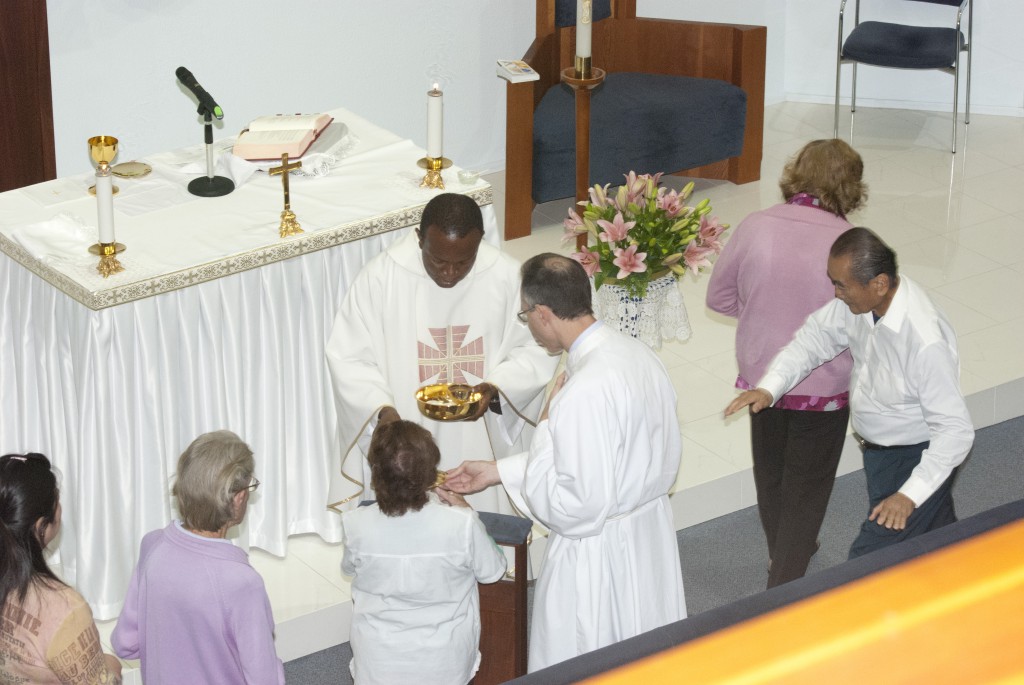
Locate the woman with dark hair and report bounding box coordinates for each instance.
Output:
[111,431,284,685]
[0,452,122,684]
[342,420,506,685]
[707,138,867,588]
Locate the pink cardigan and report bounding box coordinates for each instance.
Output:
[706,203,853,399]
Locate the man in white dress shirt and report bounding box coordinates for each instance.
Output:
[726,227,974,558]
[325,193,557,513]
[445,253,686,672]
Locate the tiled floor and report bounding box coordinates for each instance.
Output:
[97,102,1024,675]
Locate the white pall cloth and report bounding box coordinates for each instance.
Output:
[592,274,691,350]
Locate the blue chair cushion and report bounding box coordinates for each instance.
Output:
[531,72,747,204]
[555,0,612,28]
[843,22,964,69]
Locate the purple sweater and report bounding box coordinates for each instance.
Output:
[111,522,285,685]
[706,203,853,399]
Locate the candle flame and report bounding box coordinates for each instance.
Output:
[432,82,440,91]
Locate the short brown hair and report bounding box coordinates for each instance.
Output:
[369,421,440,517]
[779,139,867,217]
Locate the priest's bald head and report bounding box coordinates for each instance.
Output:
[416,193,485,288]
[519,253,596,354]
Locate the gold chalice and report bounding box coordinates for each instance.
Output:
[88,135,120,195]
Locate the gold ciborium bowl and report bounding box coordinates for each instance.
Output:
[88,136,119,167]
[415,383,482,422]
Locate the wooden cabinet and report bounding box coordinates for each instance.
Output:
[474,512,532,684]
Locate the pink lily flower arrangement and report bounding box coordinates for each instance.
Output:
[565,171,728,298]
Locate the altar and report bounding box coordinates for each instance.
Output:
[0,107,497,619]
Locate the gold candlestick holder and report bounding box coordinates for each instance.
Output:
[418,156,452,189]
[560,65,606,251]
[279,209,303,238]
[88,241,126,278]
[574,56,593,80]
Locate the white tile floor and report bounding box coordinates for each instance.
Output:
[97,102,1024,676]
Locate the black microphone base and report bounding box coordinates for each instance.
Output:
[188,175,235,198]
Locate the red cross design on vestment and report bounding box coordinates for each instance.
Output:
[417,325,484,384]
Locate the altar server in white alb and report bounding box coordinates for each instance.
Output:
[726,227,974,558]
[445,253,686,672]
[326,193,557,512]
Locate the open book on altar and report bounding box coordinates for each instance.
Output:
[232,113,334,161]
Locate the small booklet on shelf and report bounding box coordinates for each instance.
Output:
[496,59,540,83]
[232,113,334,161]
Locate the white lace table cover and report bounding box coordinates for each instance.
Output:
[593,274,692,350]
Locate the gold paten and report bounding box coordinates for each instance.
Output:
[415,383,482,421]
[111,161,152,178]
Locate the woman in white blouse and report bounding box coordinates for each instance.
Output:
[341,420,506,685]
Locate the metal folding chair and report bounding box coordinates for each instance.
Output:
[834,0,973,152]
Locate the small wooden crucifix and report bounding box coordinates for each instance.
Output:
[269,153,304,238]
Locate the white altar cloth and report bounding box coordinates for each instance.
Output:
[0,107,496,619]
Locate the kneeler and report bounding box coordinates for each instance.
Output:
[473,512,533,685]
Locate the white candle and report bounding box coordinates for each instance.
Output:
[427,83,443,159]
[95,166,115,244]
[576,0,592,59]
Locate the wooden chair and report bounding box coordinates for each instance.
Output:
[503,0,766,239]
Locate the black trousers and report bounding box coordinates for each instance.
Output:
[750,406,850,588]
[848,441,958,559]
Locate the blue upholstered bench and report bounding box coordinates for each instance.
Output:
[532,72,747,204]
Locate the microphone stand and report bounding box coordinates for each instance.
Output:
[187,104,234,197]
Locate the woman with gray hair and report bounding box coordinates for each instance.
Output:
[111,431,285,684]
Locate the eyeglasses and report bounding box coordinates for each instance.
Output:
[516,305,536,324]
[244,477,260,493]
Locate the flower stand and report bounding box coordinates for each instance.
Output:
[593,273,691,350]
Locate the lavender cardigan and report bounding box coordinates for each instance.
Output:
[706,203,853,400]
[112,522,285,685]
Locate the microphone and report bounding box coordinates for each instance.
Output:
[175,66,224,120]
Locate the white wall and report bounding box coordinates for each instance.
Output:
[639,0,1021,116]
[787,0,1024,116]
[46,0,533,177]
[46,0,1022,177]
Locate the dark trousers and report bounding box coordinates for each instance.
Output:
[848,441,958,559]
[750,406,849,588]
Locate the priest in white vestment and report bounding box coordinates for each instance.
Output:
[326,193,557,513]
[446,253,687,672]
